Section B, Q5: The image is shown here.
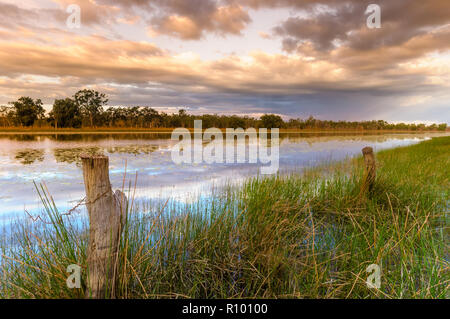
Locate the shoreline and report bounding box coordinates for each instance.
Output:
[0,127,448,135]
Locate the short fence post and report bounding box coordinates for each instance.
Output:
[81,155,127,298]
[361,147,376,193]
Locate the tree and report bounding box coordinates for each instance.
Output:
[261,114,284,129]
[229,115,246,129]
[305,116,317,129]
[0,105,13,127]
[9,97,45,127]
[141,107,161,128]
[103,107,115,127]
[288,118,304,129]
[73,89,108,127]
[178,109,189,128]
[50,98,82,128]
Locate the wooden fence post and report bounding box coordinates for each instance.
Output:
[81,155,127,299]
[361,147,376,193]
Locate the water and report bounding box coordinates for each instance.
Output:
[0,132,447,222]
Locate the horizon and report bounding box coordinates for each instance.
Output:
[35,103,450,126]
[1,0,449,302]
[0,0,449,124]
[3,98,448,128]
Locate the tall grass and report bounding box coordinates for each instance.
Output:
[1,137,448,299]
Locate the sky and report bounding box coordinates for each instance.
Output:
[0,0,449,123]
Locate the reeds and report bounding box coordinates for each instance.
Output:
[1,136,448,298]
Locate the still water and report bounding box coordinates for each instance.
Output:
[0,132,447,222]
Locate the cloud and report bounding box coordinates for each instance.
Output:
[52,0,119,25]
[259,31,271,39]
[93,0,252,39]
[0,3,64,30]
[0,0,448,122]
[0,34,446,103]
[148,1,251,39]
[268,0,450,53]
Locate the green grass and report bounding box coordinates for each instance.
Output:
[1,137,449,299]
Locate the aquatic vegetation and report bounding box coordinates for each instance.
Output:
[0,137,448,299]
[14,149,45,165]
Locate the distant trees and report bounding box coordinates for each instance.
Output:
[0,90,447,131]
[74,89,108,128]
[49,98,82,128]
[0,105,12,127]
[8,97,45,127]
[228,115,246,129]
[102,105,163,128]
[261,114,285,129]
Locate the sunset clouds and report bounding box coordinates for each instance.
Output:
[0,0,449,122]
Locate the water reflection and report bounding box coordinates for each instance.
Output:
[0,132,448,222]
[0,133,173,142]
[0,131,438,143]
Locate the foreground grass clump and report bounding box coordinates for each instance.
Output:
[1,137,448,299]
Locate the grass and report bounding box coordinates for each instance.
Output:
[0,136,448,299]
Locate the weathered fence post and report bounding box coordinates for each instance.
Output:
[361,147,376,192]
[81,155,127,299]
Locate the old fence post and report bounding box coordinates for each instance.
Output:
[81,155,127,299]
[361,147,376,193]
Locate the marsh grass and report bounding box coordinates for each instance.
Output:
[0,137,448,299]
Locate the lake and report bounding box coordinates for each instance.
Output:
[0,132,448,223]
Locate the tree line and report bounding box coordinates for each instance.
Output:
[0,89,447,131]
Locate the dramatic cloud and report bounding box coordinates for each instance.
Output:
[0,0,448,122]
[148,1,251,39]
[269,0,450,52]
[92,0,252,39]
